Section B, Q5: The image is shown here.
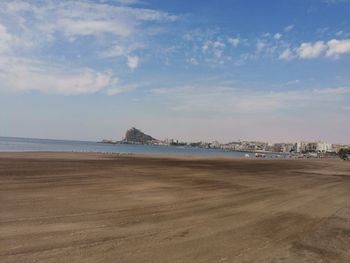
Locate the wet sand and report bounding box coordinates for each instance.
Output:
[1,152,350,263]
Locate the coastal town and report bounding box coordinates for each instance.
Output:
[101,127,350,158]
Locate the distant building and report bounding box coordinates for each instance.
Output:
[210,141,221,148]
[306,142,317,152]
[316,142,332,152]
[295,141,307,153]
[301,141,332,153]
[273,143,284,152]
[273,143,294,153]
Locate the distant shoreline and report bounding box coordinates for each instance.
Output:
[0,151,335,162]
[98,140,286,155]
[0,136,343,159]
[0,151,340,161]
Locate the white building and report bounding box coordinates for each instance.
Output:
[295,141,307,153]
[210,141,221,148]
[316,142,332,152]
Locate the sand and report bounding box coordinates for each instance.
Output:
[0,152,350,263]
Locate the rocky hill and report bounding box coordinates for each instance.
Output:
[123,127,156,144]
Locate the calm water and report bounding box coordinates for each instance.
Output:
[0,136,283,158]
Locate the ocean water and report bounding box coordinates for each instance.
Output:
[0,136,283,158]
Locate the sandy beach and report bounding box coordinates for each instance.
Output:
[1,152,350,263]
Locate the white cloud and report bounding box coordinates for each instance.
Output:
[256,40,266,52]
[127,55,139,70]
[5,1,31,12]
[150,84,347,115]
[201,40,226,59]
[100,43,145,68]
[202,42,210,53]
[285,79,300,85]
[284,25,294,32]
[213,41,225,58]
[0,0,180,95]
[297,41,327,59]
[151,87,172,95]
[0,0,178,64]
[236,53,257,65]
[279,48,294,60]
[228,37,240,47]
[336,30,344,36]
[187,58,199,65]
[101,45,126,57]
[314,87,350,94]
[1,1,178,40]
[316,27,329,36]
[274,33,282,40]
[58,18,132,38]
[326,39,350,58]
[0,22,33,54]
[105,86,134,96]
[212,41,225,49]
[282,38,350,60]
[0,57,118,95]
[101,0,141,5]
[0,24,12,54]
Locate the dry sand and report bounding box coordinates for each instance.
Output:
[0,152,350,263]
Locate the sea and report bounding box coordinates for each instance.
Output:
[0,136,284,158]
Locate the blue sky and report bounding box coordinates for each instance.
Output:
[0,0,349,143]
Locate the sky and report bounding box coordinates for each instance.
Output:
[0,0,350,143]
